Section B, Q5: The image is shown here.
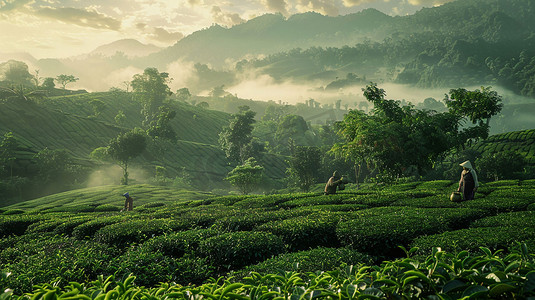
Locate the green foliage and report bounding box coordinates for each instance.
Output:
[0,215,38,237]
[72,216,124,239]
[131,67,171,127]
[476,150,526,181]
[286,146,322,191]
[199,231,285,271]
[140,228,220,258]
[218,106,257,164]
[107,128,147,185]
[225,157,264,195]
[236,247,373,279]
[332,83,463,178]
[94,218,177,247]
[55,74,78,89]
[256,212,343,251]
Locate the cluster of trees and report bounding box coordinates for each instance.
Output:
[0,60,79,92]
[0,132,85,205]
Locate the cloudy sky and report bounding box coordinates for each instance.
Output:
[1,0,454,59]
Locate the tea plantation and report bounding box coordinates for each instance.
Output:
[1,180,535,299]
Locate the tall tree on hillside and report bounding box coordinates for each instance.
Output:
[444,86,503,140]
[42,77,55,90]
[0,60,34,86]
[0,132,19,179]
[286,146,322,192]
[131,68,172,127]
[107,128,147,185]
[55,74,79,89]
[219,106,256,164]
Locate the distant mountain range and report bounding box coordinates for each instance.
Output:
[3,0,535,99]
[89,39,161,58]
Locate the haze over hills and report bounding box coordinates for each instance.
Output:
[89,39,161,58]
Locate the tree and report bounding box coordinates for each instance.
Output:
[476,150,525,181]
[225,157,264,194]
[146,106,177,143]
[444,86,503,140]
[107,128,147,185]
[42,77,55,90]
[131,68,172,127]
[332,83,465,180]
[210,85,228,98]
[0,60,34,86]
[55,74,79,89]
[286,146,322,191]
[0,132,18,179]
[89,99,106,118]
[176,87,191,101]
[0,85,45,103]
[274,114,309,154]
[219,106,257,164]
[33,148,76,186]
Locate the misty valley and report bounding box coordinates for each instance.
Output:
[1,0,535,298]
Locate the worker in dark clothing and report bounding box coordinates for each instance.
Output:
[324,171,345,195]
[457,160,479,200]
[122,192,133,211]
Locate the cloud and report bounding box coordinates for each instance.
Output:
[407,0,455,6]
[211,5,245,27]
[149,27,184,43]
[341,0,377,7]
[295,0,339,16]
[36,7,121,30]
[261,0,289,16]
[0,0,32,12]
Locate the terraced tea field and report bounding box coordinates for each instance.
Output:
[1,179,535,298]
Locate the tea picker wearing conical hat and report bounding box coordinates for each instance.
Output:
[457,160,479,200]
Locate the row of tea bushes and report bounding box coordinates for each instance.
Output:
[3,244,535,299]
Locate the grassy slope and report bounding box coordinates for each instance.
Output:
[0,92,288,191]
[4,184,212,211]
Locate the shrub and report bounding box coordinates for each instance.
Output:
[463,188,534,213]
[470,211,535,228]
[199,231,285,271]
[72,216,125,239]
[0,235,113,294]
[0,215,39,237]
[234,247,374,279]
[94,204,121,212]
[140,228,220,258]
[255,212,344,251]
[95,218,176,247]
[25,218,65,234]
[336,207,451,257]
[212,209,306,232]
[410,226,535,254]
[53,216,93,236]
[2,209,24,215]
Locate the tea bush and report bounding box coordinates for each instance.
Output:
[0,215,39,237]
[94,218,178,247]
[470,211,535,228]
[94,203,121,212]
[463,190,534,213]
[72,215,125,239]
[140,228,220,257]
[411,226,535,254]
[337,207,450,256]
[255,212,344,251]
[212,209,307,232]
[0,235,113,294]
[234,247,374,279]
[199,231,285,271]
[53,215,93,236]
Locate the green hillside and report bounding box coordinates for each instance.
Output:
[1,179,535,297]
[472,128,535,164]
